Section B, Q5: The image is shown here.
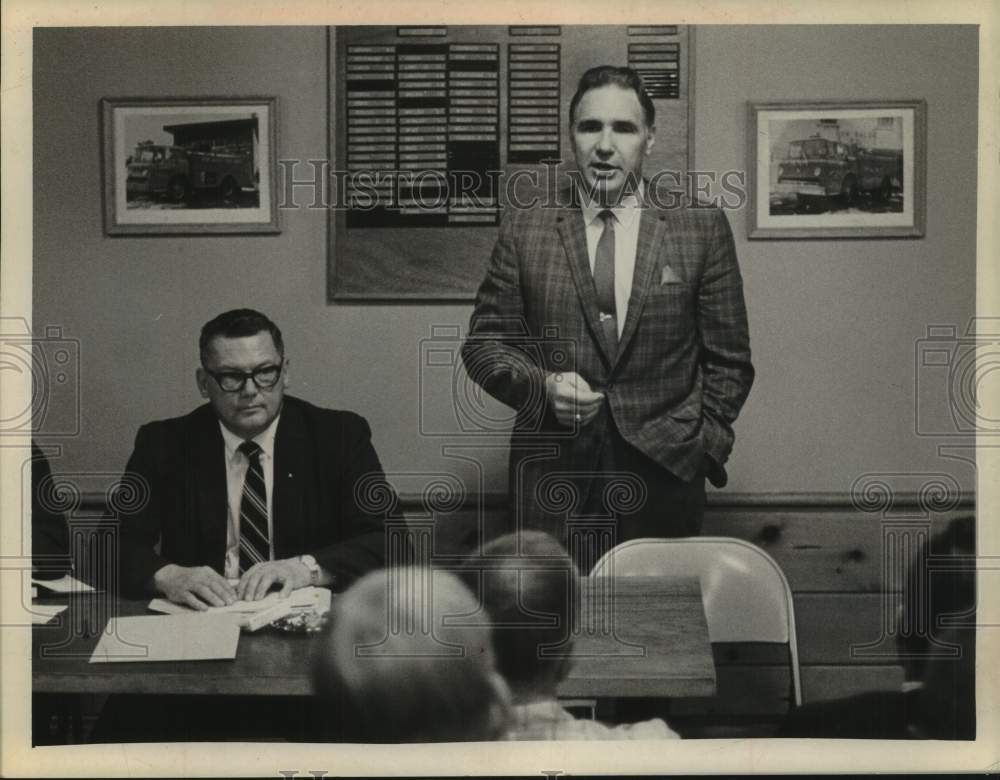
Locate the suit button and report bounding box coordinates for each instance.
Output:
[606,382,615,390]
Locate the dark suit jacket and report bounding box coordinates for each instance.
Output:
[31,444,71,577]
[462,195,753,527]
[117,396,396,597]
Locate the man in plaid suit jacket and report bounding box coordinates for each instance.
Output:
[462,66,753,566]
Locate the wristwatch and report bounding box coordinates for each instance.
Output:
[298,554,321,587]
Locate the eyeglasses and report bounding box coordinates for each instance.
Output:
[203,363,283,393]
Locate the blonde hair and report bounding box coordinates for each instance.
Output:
[313,567,510,742]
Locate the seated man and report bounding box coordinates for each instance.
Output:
[779,515,976,739]
[312,567,511,742]
[31,444,71,579]
[461,531,680,740]
[117,308,396,606]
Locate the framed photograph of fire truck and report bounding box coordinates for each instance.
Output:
[101,96,280,235]
[747,99,926,239]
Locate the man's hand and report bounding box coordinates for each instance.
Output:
[703,453,728,489]
[545,372,605,427]
[236,558,311,602]
[152,564,238,611]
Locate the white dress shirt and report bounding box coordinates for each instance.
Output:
[580,183,644,338]
[219,416,280,579]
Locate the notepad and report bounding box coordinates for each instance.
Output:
[147,585,330,617]
[31,604,68,624]
[31,574,96,594]
[89,613,240,663]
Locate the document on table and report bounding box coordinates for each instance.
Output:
[147,585,331,617]
[90,613,241,663]
[31,605,68,624]
[31,574,96,594]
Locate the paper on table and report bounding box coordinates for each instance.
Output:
[90,613,241,663]
[148,585,330,617]
[31,605,68,624]
[31,574,96,594]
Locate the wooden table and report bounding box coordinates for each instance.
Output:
[561,577,715,698]
[33,576,715,700]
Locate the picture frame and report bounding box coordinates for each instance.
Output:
[747,99,926,239]
[101,96,280,235]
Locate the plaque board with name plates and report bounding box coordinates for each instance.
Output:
[328,24,692,301]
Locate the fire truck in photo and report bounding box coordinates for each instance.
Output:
[125,117,259,203]
[773,135,903,206]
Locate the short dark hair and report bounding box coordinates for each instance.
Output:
[199,309,284,365]
[461,531,580,693]
[312,568,508,742]
[569,65,656,128]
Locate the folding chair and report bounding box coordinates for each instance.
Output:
[592,537,802,710]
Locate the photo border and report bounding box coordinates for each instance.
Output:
[100,95,281,236]
[747,98,927,240]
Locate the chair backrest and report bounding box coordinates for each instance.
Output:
[591,536,802,705]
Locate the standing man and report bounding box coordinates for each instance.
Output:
[462,66,753,564]
[117,308,396,608]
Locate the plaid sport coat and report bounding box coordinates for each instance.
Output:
[461,193,753,529]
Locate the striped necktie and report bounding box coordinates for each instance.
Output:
[237,440,270,574]
[593,209,618,360]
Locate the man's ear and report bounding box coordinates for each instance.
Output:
[645,125,656,156]
[281,358,290,389]
[195,367,210,398]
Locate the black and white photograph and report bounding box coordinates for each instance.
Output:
[101,97,279,234]
[748,100,926,238]
[1,4,997,778]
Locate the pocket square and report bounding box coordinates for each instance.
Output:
[660,265,683,285]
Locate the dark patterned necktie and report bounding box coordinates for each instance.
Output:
[593,209,618,360]
[237,440,270,574]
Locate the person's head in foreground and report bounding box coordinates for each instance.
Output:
[462,531,581,700]
[312,567,510,742]
[462,532,679,740]
[569,65,656,207]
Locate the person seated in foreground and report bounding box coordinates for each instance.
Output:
[116,308,397,607]
[312,567,511,742]
[779,515,976,739]
[461,531,680,740]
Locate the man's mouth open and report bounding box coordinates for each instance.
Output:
[591,162,619,175]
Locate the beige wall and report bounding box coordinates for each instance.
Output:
[32,25,978,497]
